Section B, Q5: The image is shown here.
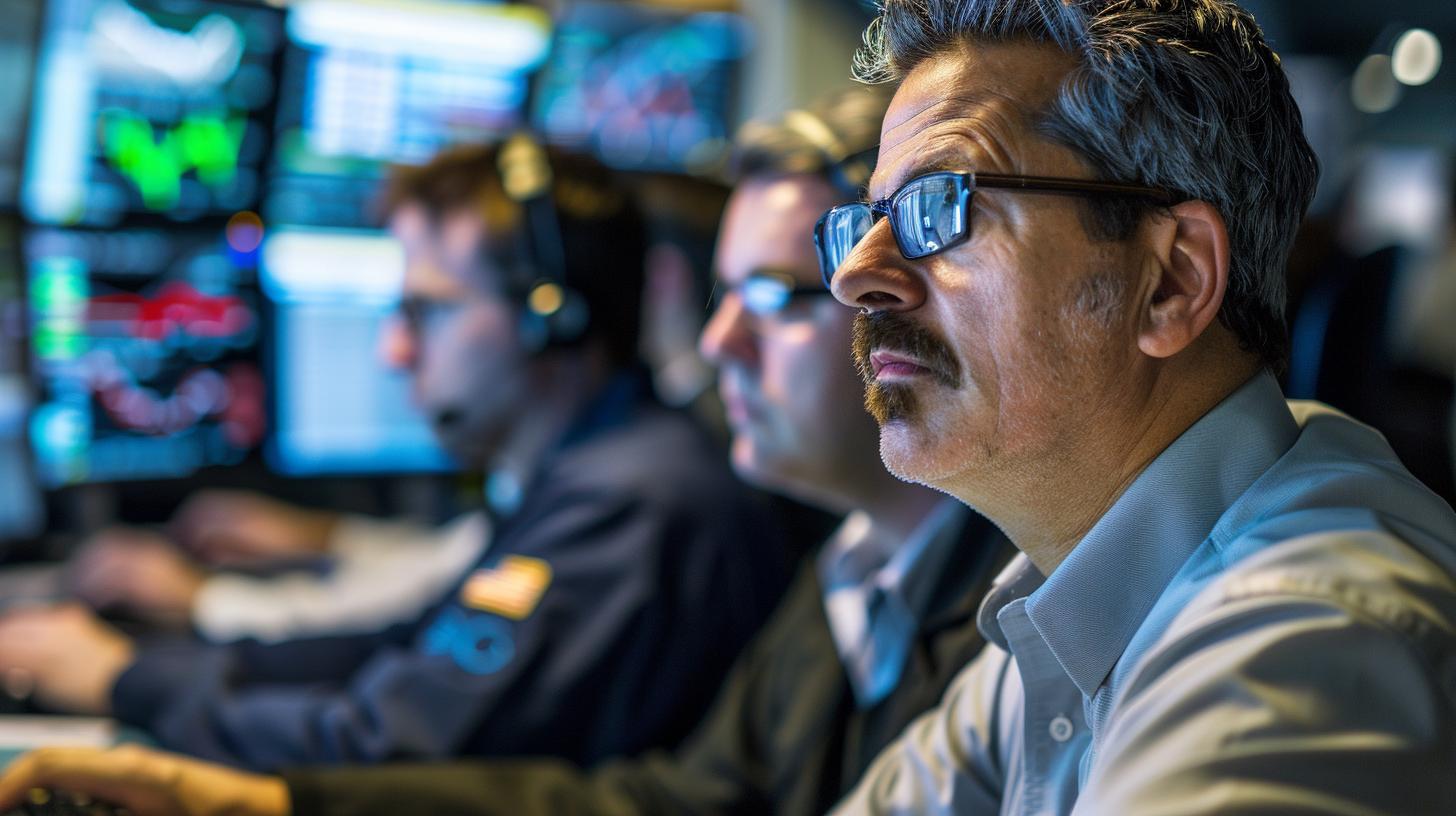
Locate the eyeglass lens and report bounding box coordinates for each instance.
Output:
[816,173,971,286]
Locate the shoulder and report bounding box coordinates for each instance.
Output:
[1090,530,1456,812]
[1195,527,1456,647]
[499,406,773,580]
[549,404,740,509]
[1124,529,1456,725]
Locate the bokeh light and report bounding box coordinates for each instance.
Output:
[1393,29,1442,86]
[225,210,265,254]
[1352,54,1402,113]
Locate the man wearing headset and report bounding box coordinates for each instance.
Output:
[0,141,790,772]
[0,88,1015,816]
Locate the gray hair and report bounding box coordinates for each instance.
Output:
[856,0,1319,369]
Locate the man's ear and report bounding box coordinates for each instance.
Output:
[1137,200,1230,359]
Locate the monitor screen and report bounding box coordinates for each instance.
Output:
[0,0,43,211]
[264,0,551,228]
[22,0,284,226]
[533,2,748,173]
[260,227,453,475]
[0,219,43,539]
[26,226,266,486]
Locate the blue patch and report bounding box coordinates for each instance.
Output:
[422,607,517,675]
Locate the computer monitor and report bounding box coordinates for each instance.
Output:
[0,374,43,543]
[260,227,453,476]
[532,2,748,173]
[0,0,43,212]
[21,0,284,226]
[264,0,551,228]
[26,226,266,486]
[0,218,44,539]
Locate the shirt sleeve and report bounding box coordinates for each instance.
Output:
[191,514,489,644]
[830,646,1012,815]
[1079,590,1456,814]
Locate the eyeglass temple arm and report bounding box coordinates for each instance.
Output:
[973,173,1180,205]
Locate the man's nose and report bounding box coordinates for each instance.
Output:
[829,221,926,313]
[699,294,758,369]
[378,313,417,371]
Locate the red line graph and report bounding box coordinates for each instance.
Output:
[87,280,254,342]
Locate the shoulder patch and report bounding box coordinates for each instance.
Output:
[460,555,553,620]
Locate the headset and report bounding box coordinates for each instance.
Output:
[780,108,878,200]
[496,133,591,352]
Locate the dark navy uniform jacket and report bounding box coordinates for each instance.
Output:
[110,373,791,772]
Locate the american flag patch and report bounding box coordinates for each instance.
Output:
[460,556,553,620]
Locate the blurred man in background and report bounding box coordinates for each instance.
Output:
[0,141,789,772]
[66,175,741,648]
[0,88,1014,816]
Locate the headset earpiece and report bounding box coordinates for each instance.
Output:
[497,133,590,351]
[520,280,589,353]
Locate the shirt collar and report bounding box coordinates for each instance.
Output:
[819,498,969,707]
[818,498,966,621]
[895,500,971,618]
[1007,372,1298,697]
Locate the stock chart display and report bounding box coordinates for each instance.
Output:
[27,228,265,485]
[265,0,551,228]
[533,3,748,172]
[10,0,753,488]
[22,0,283,226]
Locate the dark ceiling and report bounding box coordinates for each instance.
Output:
[834,0,1454,146]
[835,0,1455,59]
[1244,0,1455,58]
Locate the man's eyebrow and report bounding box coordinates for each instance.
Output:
[866,149,972,202]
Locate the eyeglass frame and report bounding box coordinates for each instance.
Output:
[396,294,465,339]
[713,268,832,318]
[813,170,1182,288]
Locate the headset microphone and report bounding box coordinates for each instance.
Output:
[432,406,466,430]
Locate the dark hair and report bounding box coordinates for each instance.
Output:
[381,144,648,364]
[729,86,893,193]
[856,0,1320,370]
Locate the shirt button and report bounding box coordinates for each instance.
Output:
[1049,715,1075,743]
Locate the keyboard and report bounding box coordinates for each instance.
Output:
[2,789,126,815]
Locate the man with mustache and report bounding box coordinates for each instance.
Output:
[810,0,1456,812]
[0,89,1014,816]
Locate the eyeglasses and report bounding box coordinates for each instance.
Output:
[716,269,830,318]
[813,170,1179,287]
[397,295,463,338]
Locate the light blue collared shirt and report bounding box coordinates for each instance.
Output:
[835,372,1456,814]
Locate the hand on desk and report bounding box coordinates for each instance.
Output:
[0,745,289,816]
[0,605,133,715]
[170,491,339,567]
[68,531,206,630]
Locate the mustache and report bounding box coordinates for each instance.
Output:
[851,311,962,389]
